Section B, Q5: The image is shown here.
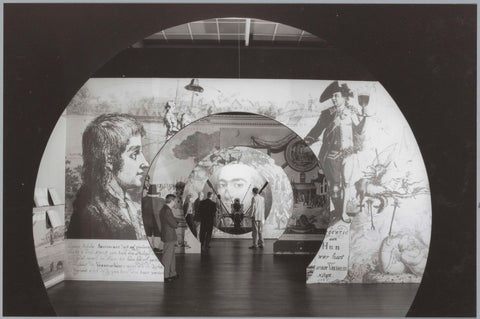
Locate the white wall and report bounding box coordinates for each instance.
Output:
[35,110,66,201]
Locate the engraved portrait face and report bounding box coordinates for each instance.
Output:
[114,135,149,190]
[332,91,345,108]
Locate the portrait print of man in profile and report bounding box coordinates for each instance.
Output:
[67,113,150,240]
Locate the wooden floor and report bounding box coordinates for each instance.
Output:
[48,239,419,317]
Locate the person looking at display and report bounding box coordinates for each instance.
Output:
[159,194,179,282]
[249,187,265,249]
[193,191,204,239]
[198,192,217,253]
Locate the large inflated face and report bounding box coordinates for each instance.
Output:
[215,163,263,206]
[114,135,149,190]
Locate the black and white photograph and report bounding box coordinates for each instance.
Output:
[3,3,476,317]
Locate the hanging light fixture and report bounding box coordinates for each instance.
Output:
[185,78,204,93]
[185,78,204,109]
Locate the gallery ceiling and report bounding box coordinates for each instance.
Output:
[133,17,328,48]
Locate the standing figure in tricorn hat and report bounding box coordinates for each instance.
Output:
[304,81,369,223]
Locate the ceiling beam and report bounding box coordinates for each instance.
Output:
[244,18,251,47]
[298,30,305,45]
[272,23,279,41]
[216,18,221,43]
[187,23,194,42]
[136,42,333,50]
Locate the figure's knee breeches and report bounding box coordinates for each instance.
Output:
[322,156,343,185]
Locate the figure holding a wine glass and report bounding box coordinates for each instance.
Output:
[304,81,370,223]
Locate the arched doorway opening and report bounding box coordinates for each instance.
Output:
[32,15,430,314]
[146,112,327,255]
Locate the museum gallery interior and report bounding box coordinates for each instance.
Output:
[4,4,476,317]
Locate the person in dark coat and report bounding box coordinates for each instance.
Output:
[198,192,217,253]
[183,194,196,237]
[142,185,164,252]
[193,192,204,238]
[159,194,179,282]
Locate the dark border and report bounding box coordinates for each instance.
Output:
[4,4,476,316]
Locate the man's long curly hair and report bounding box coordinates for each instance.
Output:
[78,113,146,200]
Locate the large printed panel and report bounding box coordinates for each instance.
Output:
[304,82,431,283]
[36,78,430,283]
[148,113,326,246]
